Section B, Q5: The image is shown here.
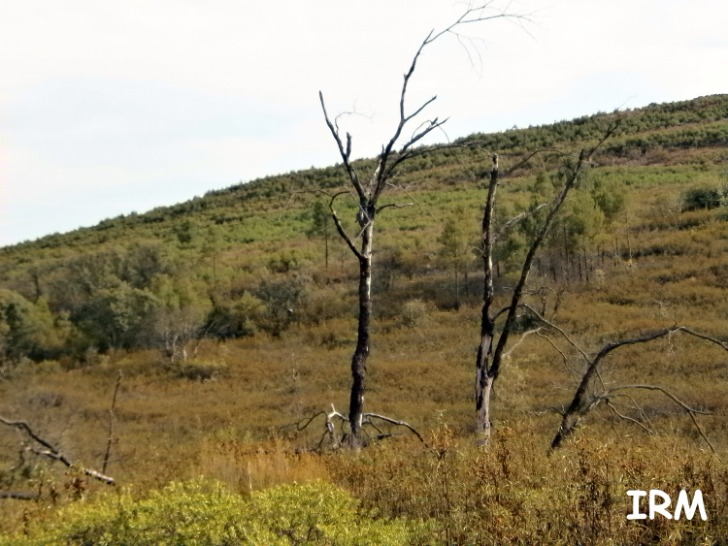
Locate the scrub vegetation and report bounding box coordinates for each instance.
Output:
[1,94,727,544]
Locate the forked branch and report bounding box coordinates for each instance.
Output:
[285,405,427,450]
[550,326,728,451]
[0,416,115,485]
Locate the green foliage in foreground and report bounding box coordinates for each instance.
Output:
[5,480,434,546]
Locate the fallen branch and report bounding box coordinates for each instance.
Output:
[0,416,115,485]
[0,490,38,501]
[363,413,427,446]
[550,326,728,451]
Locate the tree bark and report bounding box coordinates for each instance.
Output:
[475,155,499,440]
[348,216,373,446]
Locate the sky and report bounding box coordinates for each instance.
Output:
[1,0,726,247]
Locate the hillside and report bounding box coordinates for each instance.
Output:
[1,94,728,543]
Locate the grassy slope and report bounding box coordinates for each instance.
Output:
[1,95,727,543]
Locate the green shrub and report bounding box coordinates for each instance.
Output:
[6,479,434,545]
[682,186,723,211]
[400,299,430,328]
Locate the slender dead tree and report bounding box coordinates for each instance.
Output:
[320,4,514,447]
[474,125,619,443]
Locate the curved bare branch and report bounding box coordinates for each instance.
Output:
[550,326,728,451]
[0,416,115,485]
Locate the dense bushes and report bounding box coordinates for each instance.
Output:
[4,480,432,545]
[682,185,726,211]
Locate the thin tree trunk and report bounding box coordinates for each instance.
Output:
[348,217,373,447]
[324,229,329,270]
[475,155,499,440]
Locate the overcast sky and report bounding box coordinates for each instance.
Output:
[1,1,726,247]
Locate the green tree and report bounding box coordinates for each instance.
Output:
[438,212,473,308]
[253,277,307,338]
[205,291,265,340]
[682,186,723,211]
[306,200,332,269]
[0,289,68,362]
[77,282,158,351]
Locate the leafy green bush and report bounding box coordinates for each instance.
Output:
[6,479,434,545]
[682,186,723,211]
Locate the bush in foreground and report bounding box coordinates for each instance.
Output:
[4,479,434,545]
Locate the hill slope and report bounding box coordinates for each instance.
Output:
[1,94,727,542]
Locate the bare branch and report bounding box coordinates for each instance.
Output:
[378,202,414,213]
[284,410,327,433]
[501,148,558,177]
[375,3,523,198]
[606,385,713,416]
[495,203,548,242]
[604,399,653,435]
[328,192,365,261]
[319,91,365,200]
[522,304,591,366]
[503,327,541,359]
[535,330,581,383]
[550,326,728,451]
[605,385,715,453]
[0,416,115,485]
[363,413,428,446]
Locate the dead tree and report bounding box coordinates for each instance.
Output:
[320,4,515,448]
[550,326,728,451]
[474,125,619,443]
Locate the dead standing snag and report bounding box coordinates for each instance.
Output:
[474,124,619,443]
[319,3,519,448]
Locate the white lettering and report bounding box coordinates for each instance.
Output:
[626,490,647,520]
[627,489,708,521]
[649,489,673,520]
[674,489,707,521]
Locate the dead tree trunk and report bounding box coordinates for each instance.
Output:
[475,127,618,443]
[475,155,500,441]
[349,216,373,441]
[320,5,513,447]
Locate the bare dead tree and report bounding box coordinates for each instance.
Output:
[320,3,517,448]
[102,370,123,474]
[474,125,619,443]
[0,415,115,486]
[550,326,728,451]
